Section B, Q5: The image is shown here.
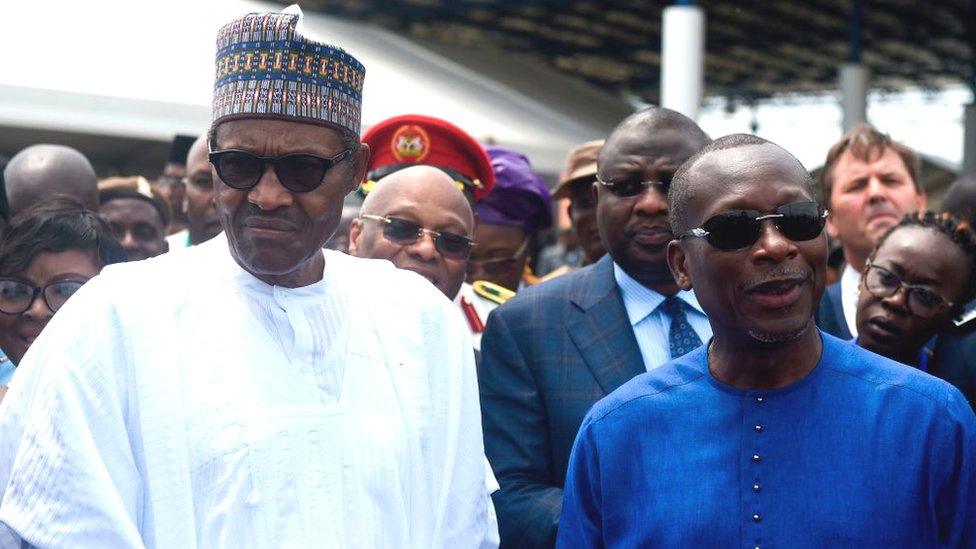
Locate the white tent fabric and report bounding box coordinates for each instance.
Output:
[0,0,620,174]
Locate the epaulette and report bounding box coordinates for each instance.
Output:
[472,280,515,306]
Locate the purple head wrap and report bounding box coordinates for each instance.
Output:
[475,146,553,235]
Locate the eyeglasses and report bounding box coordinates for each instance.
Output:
[209,149,351,193]
[862,263,953,319]
[360,214,475,260]
[682,201,827,251]
[596,174,672,198]
[0,278,88,315]
[468,240,529,275]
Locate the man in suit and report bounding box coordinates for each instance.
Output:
[479,107,711,548]
[815,123,926,339]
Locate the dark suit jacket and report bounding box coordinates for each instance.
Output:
[816,281,852,340]
[931,306,976,411]
[479,255,644,548]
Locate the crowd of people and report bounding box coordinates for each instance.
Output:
[0,6,973,548]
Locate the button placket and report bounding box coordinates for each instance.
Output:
[745,393,767,549]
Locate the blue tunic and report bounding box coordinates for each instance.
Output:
[558,332,976,548]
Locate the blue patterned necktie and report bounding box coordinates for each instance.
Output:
[660,296,703,359]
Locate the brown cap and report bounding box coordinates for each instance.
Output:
[552,139,603,199]
[98,176,173,228]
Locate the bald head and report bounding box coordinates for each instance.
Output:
[598,107,710,174]
[186,134,209,169]
[352,165,474,298]
[361,165,473,225]
[4,144,98,216]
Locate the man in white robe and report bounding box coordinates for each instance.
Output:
[0,7,495,548]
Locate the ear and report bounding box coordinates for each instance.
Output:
[916,191,927,216]
[347,218,364,257]
[667,239,694,291]
[825,211,840,240]
[347,143,371,195]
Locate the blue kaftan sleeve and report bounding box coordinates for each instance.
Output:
[935,387,976,547]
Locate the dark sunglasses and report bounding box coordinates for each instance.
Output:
[596,173,673,198]
[683,201,827,251]
[0,278,87,315]
[209,149,351,193]
[862,263,953,319]
[361,214,475,260]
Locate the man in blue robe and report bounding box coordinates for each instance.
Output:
[558,134,976,548]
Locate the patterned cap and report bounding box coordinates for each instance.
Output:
[212,7,365,135]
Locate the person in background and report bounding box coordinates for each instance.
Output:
[0,198,125,390]
[549,140,607,271]
[324,204,360,253]
[856,212,976,367]
[941,175,976,227]
[816,124,926,340]
[467,146,552,293]
[359,113,497,341]
[3,144,99,216]
[479,108,710,548]
[166,134,223,250]
[558,134,975,547]
[152,134,195,236]
[350,165,475,300]
[536,228,583,277]
[98,176,171,261]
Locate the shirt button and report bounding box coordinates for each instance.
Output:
[755,424,763,432]
[752,454,761,463]
[752,484,761,492]
[753,513,762,522]
[756,396,764,403]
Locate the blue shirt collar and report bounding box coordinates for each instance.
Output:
[613,262,705,327]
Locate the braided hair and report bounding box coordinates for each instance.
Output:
[870,211,976,312]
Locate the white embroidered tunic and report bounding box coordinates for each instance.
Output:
[0,236,495,548]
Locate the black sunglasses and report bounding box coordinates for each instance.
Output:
[596,173,673,198]
[209,149,351,193]
[862,263,953,319]
[0,278,87,315]
[683,201,827,251]
[361,214,475,260]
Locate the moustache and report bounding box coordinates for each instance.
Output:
[739,266,812,292]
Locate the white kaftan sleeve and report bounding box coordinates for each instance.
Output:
[0,277,145,547]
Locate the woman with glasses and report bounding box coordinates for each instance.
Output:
[467,146,553,293]
[0,198,126,385]
[855,212,976,388]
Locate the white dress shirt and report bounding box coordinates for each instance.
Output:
[840,263,861,337]
[613,263,713,371]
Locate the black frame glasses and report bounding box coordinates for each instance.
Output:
[467,239,530,275]
[360,214,475,260]
[862,262,953,319]
[209,148,352,193]
[682,201,828,251]
[0,278,88,315]
[595,175,671,198]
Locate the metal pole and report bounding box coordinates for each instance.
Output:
[839,0,868,131]
[660,3,705,119]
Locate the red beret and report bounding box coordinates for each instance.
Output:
[361,114,495,202]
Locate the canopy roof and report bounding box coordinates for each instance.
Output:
[300,0,976,102]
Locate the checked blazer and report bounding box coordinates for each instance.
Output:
[479,254,645,548]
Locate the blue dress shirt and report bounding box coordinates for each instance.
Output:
[558,332,976,548]
[613,263,712,371]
